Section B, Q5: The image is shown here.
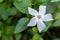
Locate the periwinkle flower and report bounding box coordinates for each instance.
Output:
[27,5,53,32]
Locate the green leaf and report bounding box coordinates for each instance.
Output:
[51,0,60,2]
[54,12,60,20]
[5,7,18,16]
[5,26,14,35]
[9,7,17,15]
[2,35,13,40]
[34,0,50,10]
[46,3,57,14]
[14,18,29,33]
[32,34,43,40]
[0,3,17,20]
[0,3,10,20]
[2,7,17,20]
[40,0,50,5]
[53,19,60,26]
[0,22,4,37]
[15,33,22,40]
[58,5,60,11]
[32,27,38,33]
[14,0,32,14]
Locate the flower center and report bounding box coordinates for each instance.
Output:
[37,15,41,19]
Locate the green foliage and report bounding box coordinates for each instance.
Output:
[15,33,22,40]
[51,0,60,2]
[0,3,9,20]
[14,0,32,14]
[0,0,3,2]
[32,27,38,33]
[32,34,43,40]
[0,3,17,20]
[5,26,14,35]
[42,21,52,32]
[53,19,60,26]
[2,35,13,40]
[0,0,60,40]
[0,22,4,37]
[14,18,29,33]
[54,12,60,19]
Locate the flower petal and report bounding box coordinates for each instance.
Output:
[37,20,46,32]
[28,7,38,16]
[27,17,37,26]
[43,14,53,22]
[39,5,46,15]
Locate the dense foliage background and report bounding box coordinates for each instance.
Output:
[0,0,60,40]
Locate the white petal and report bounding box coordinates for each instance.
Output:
[37,20,46,32]
[28,7,38,16]
[39,5,46,15]
[43,14,53,22]
[27,17,37,26]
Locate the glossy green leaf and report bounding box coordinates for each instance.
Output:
[14,18,29,33]
[14,0,32,14]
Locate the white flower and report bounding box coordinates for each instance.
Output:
[27,5,53,32]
